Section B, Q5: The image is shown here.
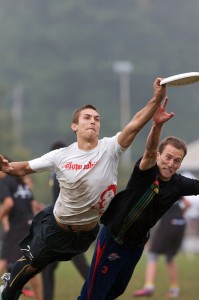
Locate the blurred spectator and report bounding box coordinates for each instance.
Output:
[133,197,191,298]
[0,171,44,300]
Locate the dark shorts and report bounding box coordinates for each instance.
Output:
[1,223,30,263]
[19,205,99,268]
[78,225,144,300]
[150,218,186,257]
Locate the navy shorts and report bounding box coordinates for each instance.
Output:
[19,205,99,269]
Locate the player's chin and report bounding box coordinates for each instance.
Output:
[160,170,173,181]
[86,132,98,141]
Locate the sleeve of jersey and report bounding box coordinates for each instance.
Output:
[179,175,199,196]
[29,152,55,173]
[104,132,126,158]
[115,132,126,151]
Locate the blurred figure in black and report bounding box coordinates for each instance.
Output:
[42,141,90,300]
[133,197,191,298]
[0,171,44,300]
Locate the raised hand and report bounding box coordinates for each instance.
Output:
[153,97,174,125]
[153,77,166,103]
[0,155,13,173]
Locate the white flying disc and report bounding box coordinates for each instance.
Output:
[160,72,199,87]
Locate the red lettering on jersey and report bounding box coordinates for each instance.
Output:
[64,161,97,171]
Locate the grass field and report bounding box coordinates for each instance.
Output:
[21,247,199,300]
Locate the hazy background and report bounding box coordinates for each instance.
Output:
[0,0,199,201]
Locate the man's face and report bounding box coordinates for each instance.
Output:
[157,144,185,181]
[71,108,101,140]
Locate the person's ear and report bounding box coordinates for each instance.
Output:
[71,123,78,133]
[157,152,160,159]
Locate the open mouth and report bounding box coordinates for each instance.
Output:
[163,168,171,173]
[162,168,173,177]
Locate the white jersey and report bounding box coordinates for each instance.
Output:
[29,134,125,225]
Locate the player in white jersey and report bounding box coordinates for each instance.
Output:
[29,133,123,225]
[0,77,166,300]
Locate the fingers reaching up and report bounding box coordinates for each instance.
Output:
[153,97,174,125]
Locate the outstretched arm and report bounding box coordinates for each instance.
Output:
[139,97,174,171]
[118,77,166,148]
[0,155,34,176]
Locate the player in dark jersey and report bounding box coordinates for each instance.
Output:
[133,197,191,298]
[0,173,44,300]
[77,98,199,300]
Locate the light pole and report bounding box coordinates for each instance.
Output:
[113,61,134,168]
[11,83,24,148]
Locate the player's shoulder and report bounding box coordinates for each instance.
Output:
[2,174,17,186]
[50,143,75,154]
[0,175,17,194]
[99,133,120,144]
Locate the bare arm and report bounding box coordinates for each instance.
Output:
[139,97,174,171]
[181,197,192,214]
[0,197,14,221]
[1,216,10,232]
[118,77,166,148]
[0,155,34,176]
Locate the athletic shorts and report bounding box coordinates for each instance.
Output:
[19,205,99,268]
[150,218,186,257]
[78,225,144,300]
[1,222,30,263]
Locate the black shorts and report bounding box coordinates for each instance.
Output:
[150,218,186,257]
[1,222,30,263]
[19,205,99,269]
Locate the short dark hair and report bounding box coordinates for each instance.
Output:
[158,136,187,157]
[72,104,99,124]
[50,141,67,151]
